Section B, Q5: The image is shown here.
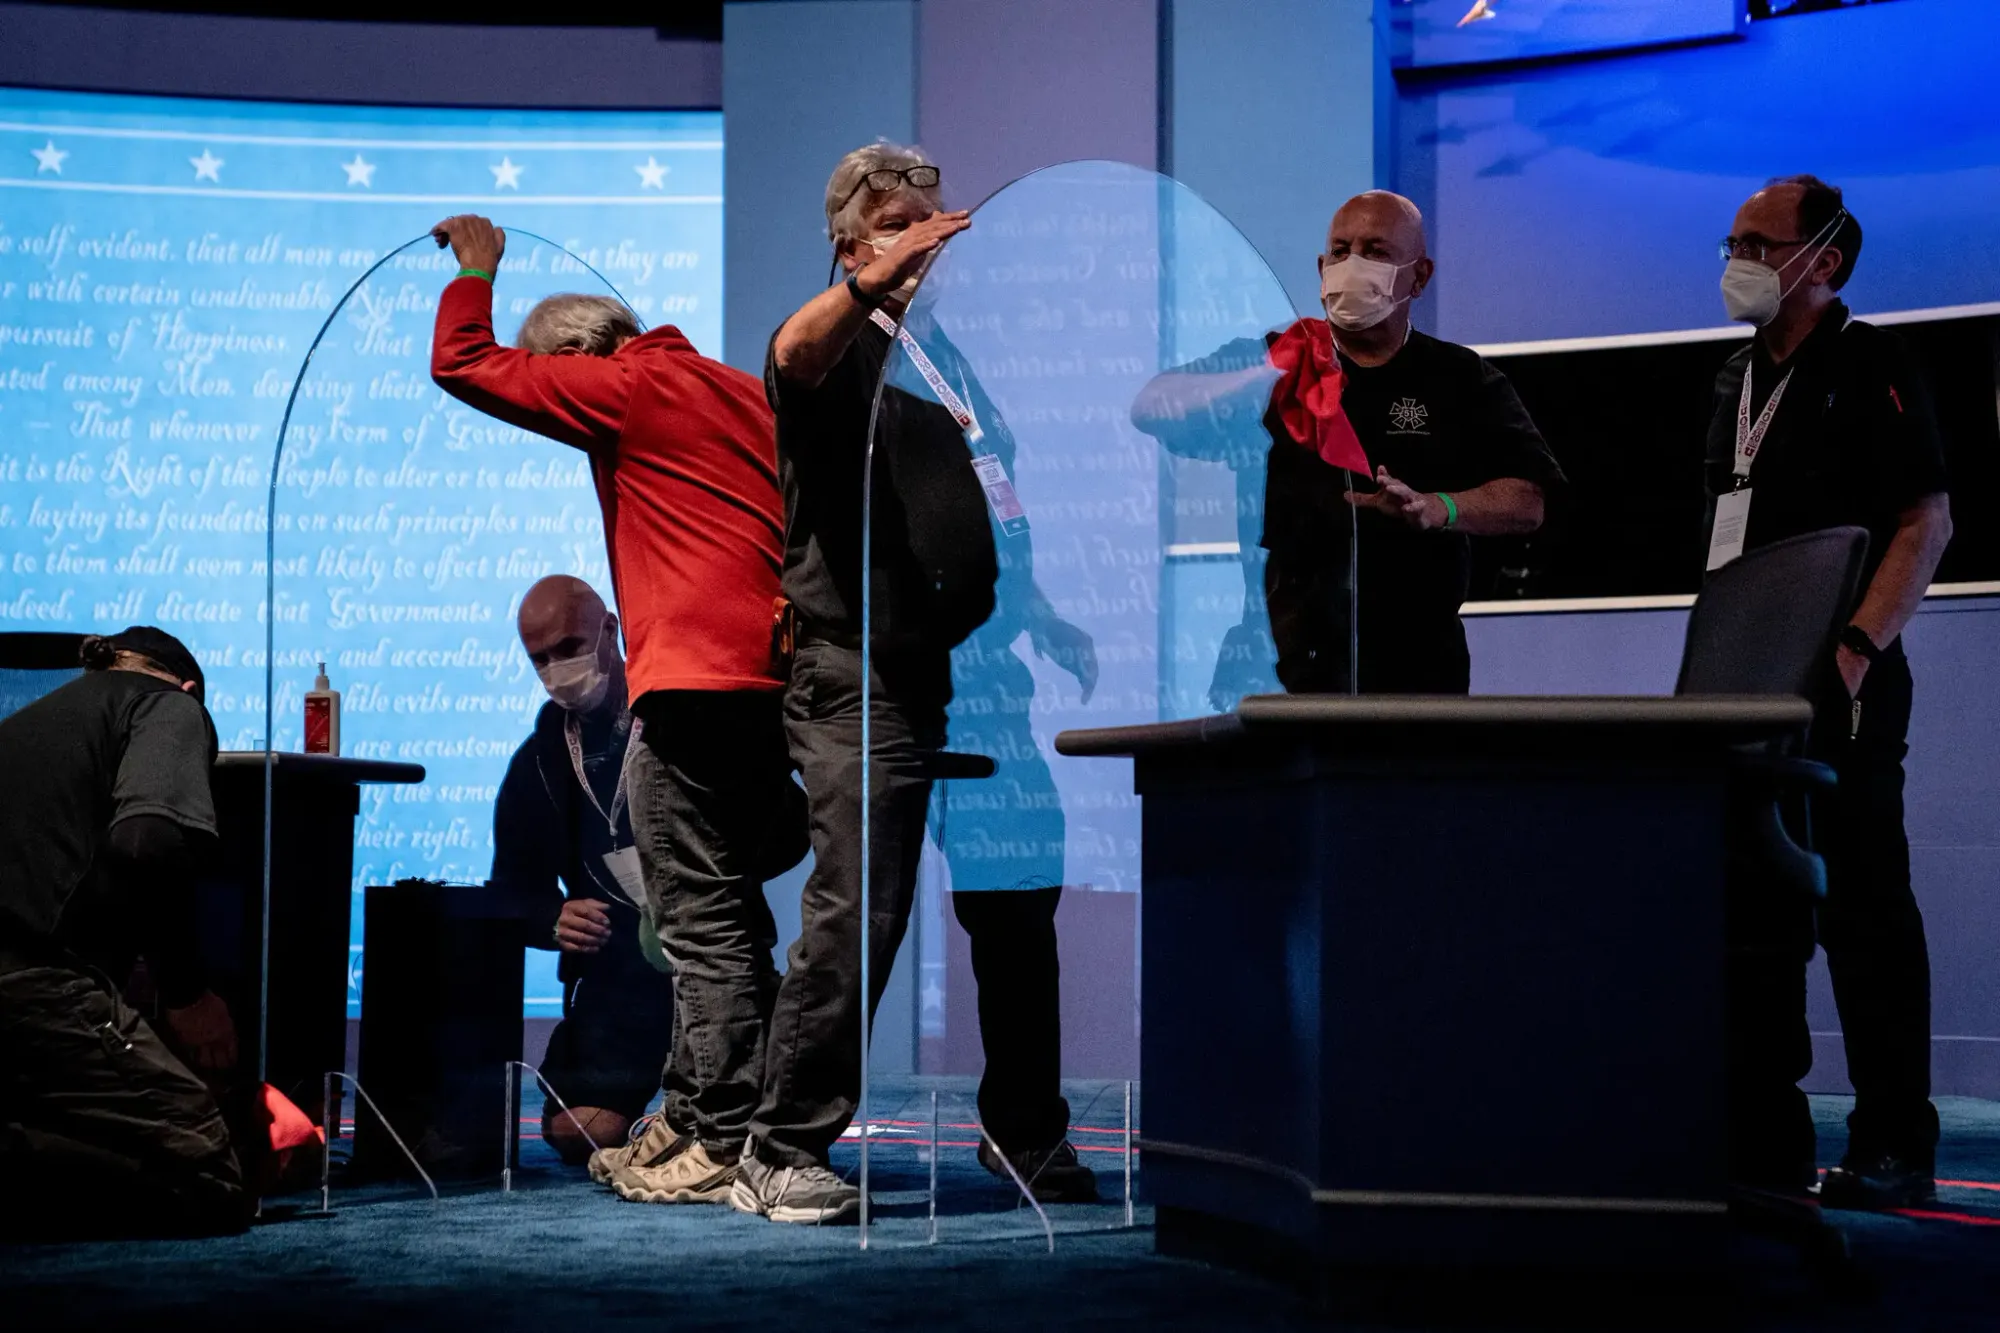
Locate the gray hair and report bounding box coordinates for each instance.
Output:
[824,140,941,244]
[516,293,641,357]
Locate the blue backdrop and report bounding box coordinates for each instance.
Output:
[0,87,724,1018]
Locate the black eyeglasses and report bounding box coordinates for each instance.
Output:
[839,165,941,211]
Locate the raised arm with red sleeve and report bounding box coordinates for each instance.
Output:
[430,275,633,451]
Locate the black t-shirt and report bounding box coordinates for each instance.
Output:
[764,318,997,651]
[0,669,217,957]
[1705,301,1948,614]
[1246,327,1563,630]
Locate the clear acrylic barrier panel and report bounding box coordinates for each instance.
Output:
[852,160,1316,1242]
[262,230,647,1196]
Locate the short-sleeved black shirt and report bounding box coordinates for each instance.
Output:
[1252,326,1564,635]
[764,320,997,651]
[0,669,217,957]
[1704,301,1948,603]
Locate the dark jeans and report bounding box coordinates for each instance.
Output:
[538,930,678,1122]
[627,690,787,1154]
[1814,649,1938,1165]
[753,639,1073,1167]
[0,960,248,1239]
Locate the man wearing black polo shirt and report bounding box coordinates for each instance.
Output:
[1706,175,1953,1209]
[1135,191,1562,694]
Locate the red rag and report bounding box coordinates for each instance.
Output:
[1266,319,1370,476]
[262,1083,325,1153]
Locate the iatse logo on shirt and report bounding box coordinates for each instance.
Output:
[1388,397,1431,435]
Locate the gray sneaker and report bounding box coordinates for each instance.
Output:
[587,1113,684,1186]
[729,1152,861,1225]
[609,1140,739,1205]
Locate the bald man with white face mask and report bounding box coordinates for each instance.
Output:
[1135,191,1563,694]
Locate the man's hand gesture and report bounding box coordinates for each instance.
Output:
[1346,466,1448,531]
[554,898,613,954]
[432,214,507,275]
[854,211,971,301]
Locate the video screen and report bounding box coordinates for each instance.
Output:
[0,87,723,1018]
[1392,0,1744,70]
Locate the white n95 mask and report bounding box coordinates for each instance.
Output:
[865,233,924,301]
[536,622,610,713]
[1719,210,1846,327]
[1320,255,1414,332]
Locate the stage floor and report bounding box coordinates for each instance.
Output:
[5,1082,2000,1331]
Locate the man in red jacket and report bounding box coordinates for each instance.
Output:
[431,215,798,1209]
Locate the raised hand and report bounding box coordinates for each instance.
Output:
[431,214,507,275]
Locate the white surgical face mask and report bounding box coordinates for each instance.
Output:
[1320,254,1415,332]
[536,619,611,713]
[864,233,924,301]
[1719,209,1846,327]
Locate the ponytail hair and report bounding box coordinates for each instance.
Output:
[79,635,119,671]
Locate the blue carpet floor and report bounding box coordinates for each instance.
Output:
[5,1082,1999,1331]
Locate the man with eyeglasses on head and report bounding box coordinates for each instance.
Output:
[1705,175,1952,1211]
[733,142,1095,1226]
[1133,190,1562,695]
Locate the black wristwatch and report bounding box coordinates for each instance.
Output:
[1840,624,1882,663]
[845,270,886,309]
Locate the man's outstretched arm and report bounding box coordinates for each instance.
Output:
[429,215,632,452]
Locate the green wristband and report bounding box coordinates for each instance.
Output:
[1435,492,1459,529]
[457,267,494,283]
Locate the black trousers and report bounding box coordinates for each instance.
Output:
[1267,554,1472,695]
[1727,648,1936,1186]
[538,922,678,1123]
[1815,650,1937,1164]
[0,959,248,1239]
[627,690,787,1153]
[752,639,1071,1168]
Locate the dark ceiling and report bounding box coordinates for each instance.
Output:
[27,1,727,39]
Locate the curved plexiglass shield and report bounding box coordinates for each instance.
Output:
[258,231,648,1197]
[848,161,1324,1240]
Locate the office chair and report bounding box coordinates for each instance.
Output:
[0,631,88,722]
[1675,526,1871,1295]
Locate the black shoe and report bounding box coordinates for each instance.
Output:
[1819,1153,1936,1211]
[978,1139,1100,1203]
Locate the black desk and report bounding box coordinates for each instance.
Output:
[1056,695,1810,1288]
[204,753,424,1119]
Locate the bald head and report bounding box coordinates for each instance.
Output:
[1326,191,1428,266]
[518,575,613,668]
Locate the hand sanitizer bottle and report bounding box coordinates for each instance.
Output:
[304,661,341,756]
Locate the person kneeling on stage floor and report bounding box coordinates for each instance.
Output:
[493,576,678,1168]
[0,628,253,1239]
[1133,190,1564,695]
[432,217,805,1209]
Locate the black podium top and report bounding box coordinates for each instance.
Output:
[1054,694,1813,763]
[215,751,426,784]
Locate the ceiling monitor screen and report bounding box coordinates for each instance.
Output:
[1393,0,1745,70]
[0,86,722,1020]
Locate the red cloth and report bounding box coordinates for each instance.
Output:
[432,277,786,698]
[1266,318,1371,476]
[261,1083,323,1153]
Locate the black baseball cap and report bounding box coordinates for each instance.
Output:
[102,626,206,702]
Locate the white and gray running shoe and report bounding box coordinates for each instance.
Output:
[729,1152,861,1225]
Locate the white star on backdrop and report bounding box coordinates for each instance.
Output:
[31,140,67,175]
[489,156,523,190]
[341,154,376,188]
[189,148,224,182]
[635,156,669,189]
